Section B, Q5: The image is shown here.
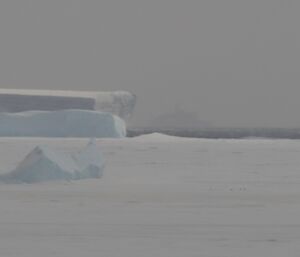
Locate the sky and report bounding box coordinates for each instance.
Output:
[0,0,299,128]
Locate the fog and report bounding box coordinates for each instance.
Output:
[0,1,299,128]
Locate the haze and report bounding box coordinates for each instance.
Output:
[0,0,299,128]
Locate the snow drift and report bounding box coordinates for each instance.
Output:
[0,89,137,120]
[0,110,126,138]
[1,140,105,183]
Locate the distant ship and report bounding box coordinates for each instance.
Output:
[150,105,212,129]
[0,89,136,120]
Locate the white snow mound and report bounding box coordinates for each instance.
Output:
[0,110,126,138]
[133,133,188,142]
[1,140,105,183]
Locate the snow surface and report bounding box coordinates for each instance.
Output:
[0,137,300,256]
[0,89,136,119]
[0,110,126,138]
[1,141,104,183]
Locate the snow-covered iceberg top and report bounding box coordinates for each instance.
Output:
[1,140,105,183]
[0,109,126,138]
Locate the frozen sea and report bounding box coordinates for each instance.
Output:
[0,134,300,256]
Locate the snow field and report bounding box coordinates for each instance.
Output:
[0,135,299,256]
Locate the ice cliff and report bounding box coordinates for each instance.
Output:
[0,110,126,138]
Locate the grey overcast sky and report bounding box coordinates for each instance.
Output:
[0,0,299,128]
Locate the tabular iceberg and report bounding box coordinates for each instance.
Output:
[0,110,126,138]
[0,89,136,120]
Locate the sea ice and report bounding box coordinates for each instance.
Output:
[0,109,126,138]
[1,141,105,183]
